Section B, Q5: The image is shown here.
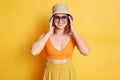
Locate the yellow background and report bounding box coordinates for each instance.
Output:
[0,0,120,80]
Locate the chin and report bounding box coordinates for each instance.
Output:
[57,24,66,27]
[57,26,65,29]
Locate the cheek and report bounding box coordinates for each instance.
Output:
[54,22,57,26]
[53,21,57,26]
[63,22,68,26]
[65,22,68,25]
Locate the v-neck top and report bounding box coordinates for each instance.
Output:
[45,35,75,60]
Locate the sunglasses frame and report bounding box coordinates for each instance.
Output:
[53,15,68,22]
[49,14,73,22]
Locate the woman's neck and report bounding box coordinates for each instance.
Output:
[55,29,64,35]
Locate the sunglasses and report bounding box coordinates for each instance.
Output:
[53,15,68,22]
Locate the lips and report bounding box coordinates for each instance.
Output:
[58,24,63,26]
[58,23,63,26]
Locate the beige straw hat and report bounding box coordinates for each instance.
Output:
[50,3,73,21]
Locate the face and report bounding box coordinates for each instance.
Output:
[53,13,68,29]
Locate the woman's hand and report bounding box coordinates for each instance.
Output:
[68,16,75,33]
[68,16,90,56]
[48,17,54,36]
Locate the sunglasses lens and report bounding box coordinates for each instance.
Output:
[62,16,68,21]
[54,16,59,19]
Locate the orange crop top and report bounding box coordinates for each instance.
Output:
[45,36,75,60]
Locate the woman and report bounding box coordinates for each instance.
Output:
[31,3,90,80]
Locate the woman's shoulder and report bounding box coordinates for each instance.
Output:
[67,33,74,38]
[68,33,75,44]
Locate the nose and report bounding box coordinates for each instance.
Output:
[59,18,63,22]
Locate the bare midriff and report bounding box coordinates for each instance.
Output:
[46,58,71,64]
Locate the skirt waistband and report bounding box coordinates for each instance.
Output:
[46,60,73,70]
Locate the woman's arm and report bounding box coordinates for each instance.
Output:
[30,32,51,56]
[69,16,90,56]
[30,17,54,56]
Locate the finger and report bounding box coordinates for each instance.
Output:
[50,17,53,24]
[49,18,53,26]
[50,17,54,27]
[68,16,72,23]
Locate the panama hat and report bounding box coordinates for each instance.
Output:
[50,3,73,21]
